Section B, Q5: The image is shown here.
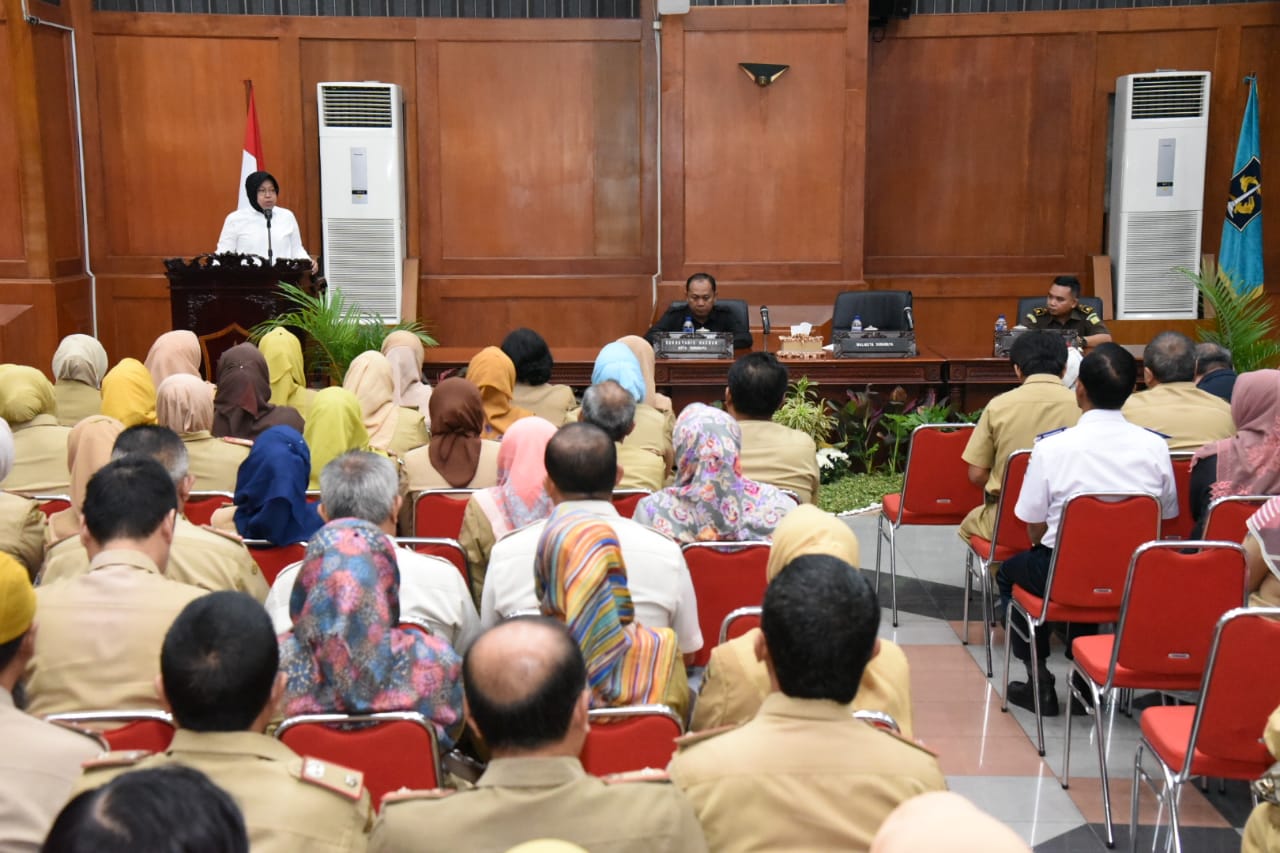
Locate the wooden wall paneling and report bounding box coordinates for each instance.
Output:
[418,36,442,279]
[6,0,50,278]
[658,11,686,286]
[96,275,171,361]
[0,22,25,264]
[592,40,644,258]
[841,0,869,283]
[32,26,81,267]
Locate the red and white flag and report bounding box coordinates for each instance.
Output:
[237,84,265,211]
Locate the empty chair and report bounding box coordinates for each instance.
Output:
[1202,495,1269,543]
[45,709,176,753]
[681,542,771,667]
[579,704,683,776]
[832,291,914,332]
[1163,452,1195,540]
[411,489,475,539]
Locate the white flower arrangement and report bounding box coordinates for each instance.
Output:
[816,447,850,471]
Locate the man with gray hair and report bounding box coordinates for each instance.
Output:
[38,425,267,601]
[1194,342,1236,403]
[264,450,480,651]
[581,380,665,491]
[1121,331,1235,450]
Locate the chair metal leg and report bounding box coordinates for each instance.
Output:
[1028,619,1046,756]
[1090,680,1116,847]
[874,513,885,589]
[978,560,994,678]
[962,551,973,644]
[1131,740,1145,853]
[884,521,899,627]
[1001,600,1014,713]
[1165,766,1184,853]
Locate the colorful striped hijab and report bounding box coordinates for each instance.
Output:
[534,509,679,709]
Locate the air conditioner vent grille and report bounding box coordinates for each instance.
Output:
[320,86,394,128]
[1130,75,1208,120]
[1117,210,1200,314]
[323,218,401,320]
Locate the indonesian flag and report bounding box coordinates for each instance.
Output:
[237,84,264,211]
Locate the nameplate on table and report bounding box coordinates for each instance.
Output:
[832,331,917,359]
[993,328,1078,357]
[654,332,734,360]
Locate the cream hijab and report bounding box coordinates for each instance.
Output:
[618,335,673,413]
[343,351,399,451]
[52,335,109,388]
[871,792,1030,853]
[765,504,861,580]
[144,330,203,387]
[156,373,215,435]
[48,415,126,541]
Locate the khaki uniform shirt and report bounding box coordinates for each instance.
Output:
[627,404,674,471]
[53,380,102,427]
[404,440,501,491]
[1121,381,1236,451]
[183,430,251,493]
[1243,705,1280,853]
[0,491,47,577]
[0,688,102,853]
[958,374,1081,541]
[736,419,820,504]
[617,442,668,491]
[371,756,707,853]
[75,729,373,853]
[25,549,208,717]
[7,415,72,495]
[40,517,269,602]
[669,693,946,853]
[512,383,578,426]
[387,407,430,458]
[1023,304,1110,338]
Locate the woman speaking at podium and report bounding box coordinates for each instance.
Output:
[216,171,310,264]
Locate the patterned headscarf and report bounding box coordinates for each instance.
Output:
[144,330,203,387]
[472,416,557,539]
[427,378,484,488]
[100,359,157,427]
[534,509,679,708]
[156,374,215,435]
[634,403,795,544]
[231,425,323,546]
[258,328,309,410]
[303,388,371,490]
[467,347,532,437]
[0,365,57,424]
[213,343,304,440]
[52,335,109,388]
[278,518,464,747]
[343,351,399,451]
[1194,369,1280,499]
[591,342,647,404]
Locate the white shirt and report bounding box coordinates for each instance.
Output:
[265,545,481,652]
[216,206,308,260]
[481,499,704,654]
[1015,409,1179,550]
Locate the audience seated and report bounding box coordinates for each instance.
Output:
[503,328,577,426]
[692,504,912,736]
[404,378,501,491]
[617,335,675,419]
[99,358,157,427]
[581,381,666,491]
[1190,369,1280,537]
[1243,497,1280,609]
[267,451,480,650]
[278,518,464,748]
[73,592,373,850]
[156,373,250,493]
[726,352,820,504]
[213,343,304,439]
[0,553,102,852]
[591,341,674,473]
[467,346,532,439]
[25,457,208,717]
[871,792,1031,852]
[1121,331,1235,450]
[0,365,72,495]
[304,387,373,489]
[144,330,203,387]
[344,350,429,457]
[668,555,946,850]
[209,425,323,547]
[51,334,108,426]
[45,415,125,544]
[382,330,432,425]
[371,618,707,853]
[1194,341,1237,403]
[0,419,48,577]
[634,403,795,544]
[959,331,1080,542]
[1243,704,1280,853]
[458,416,557,603]
[259,327,316,419]
[484,424,702,657]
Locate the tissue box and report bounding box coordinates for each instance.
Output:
[778,335,826,359]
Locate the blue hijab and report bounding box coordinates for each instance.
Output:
[233,425,323,546]
[591,342,646,404]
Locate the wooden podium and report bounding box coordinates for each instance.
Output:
[164,254,317,377]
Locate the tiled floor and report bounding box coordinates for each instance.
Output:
[843,512,1251,851]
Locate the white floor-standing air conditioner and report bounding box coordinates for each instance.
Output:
[1109,71,1210,320]
[318,82,406,322]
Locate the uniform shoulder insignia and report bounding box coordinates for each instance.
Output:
[380,787,455,806]
[82,749,152,770]
[296,756,365,801]
[1142,427,1172,439]
[1034,426,1067,442]
[1078,304,1095,315]
[674,724,739,750]
[220,436,255,448]
[201,524,245,544]
[603,767,670,785]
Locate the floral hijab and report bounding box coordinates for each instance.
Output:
[634,403,795,543]
[473,416,557,538]
[278,518,464,747]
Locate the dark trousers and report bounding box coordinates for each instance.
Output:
[997,545,1100,668]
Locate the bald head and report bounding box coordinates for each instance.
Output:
[463,618,587,754]
[544,422,617,497]
[1143,331,1196,384]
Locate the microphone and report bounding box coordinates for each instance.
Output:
[760,305,771,354]
[264,208,274,265]
[903,305,914,332]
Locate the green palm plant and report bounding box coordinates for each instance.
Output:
[1183,260,1280,373]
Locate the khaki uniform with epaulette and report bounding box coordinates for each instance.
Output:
[182,431,251,493]
[1023,304,1109,341]
[74,730,373,853]
[1120,382,1235,451]
[370,756,708,853]
[668,693,947,853]
[1243,705,1280,853]
[0,492,46,578]
[6,415,72,496]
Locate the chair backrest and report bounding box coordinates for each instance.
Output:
[669,299,749,331]
[276,711,440,811]
[611,490,649,519]
[184,491,234,527]
[1163,452,1195,540]
[411,490,474,539]
[32,495,72,518]
[44,710,176,753]
[983,450,1033,556]
[681,542,771,667]
[832,291,913,332]
[1015,294,1105,323]
[1108,541,1248,682]
[853,709,901,734]
[242,540,308,585]
[394,537,469,587]
[896,424,982,521]
[1044,493,1161,610]
[580,705,683,776]
[1203,496,1269,543]
[718,606,762,645]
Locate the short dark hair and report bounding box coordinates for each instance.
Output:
[1143,331,1196,383]
[160,592,279,732]
[544,423,616,496]
[43,765,248,853]
[580,380,635,443]
[686,272,716,292]
[762,554,878,704]
[1051,275,1081,297]
[500,328,554,387]
[112,425,189,486]
[727,352,789,418]
[1194,342,1233,376]
[1009,330,1068,376]
[82,457,178,544]
[0,633,25,672]
[1077,343,1137,410]
[463,617,586,751]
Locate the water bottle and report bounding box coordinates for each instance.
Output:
[851,314,863,333]
[995,314,1008,333]
[682,315,695,334]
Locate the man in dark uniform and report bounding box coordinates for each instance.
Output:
[644,272,752,350]
[1023,275,1112,348]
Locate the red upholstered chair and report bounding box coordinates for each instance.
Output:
[242,540,308,585]
[1162,452,1195,540]
[1001,492,1162,755]
[411,489,475,539]
[853,709,902,735]
[580,705,684,776]
[395,537,470,588]
[962,449,1032,677]
[1062,541,1248,847]
[32,495,72,518]
[44,709,176,753]
[876,424,982,626]
[184,491,234,527]
[1131,608,1280,853]
[1202,495,1269,543]
[611,490,650,519]
[718,606,762,645]
[276,711,441,812]
[681,542,771,667]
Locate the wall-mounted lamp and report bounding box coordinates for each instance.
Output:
[739,63,789,87]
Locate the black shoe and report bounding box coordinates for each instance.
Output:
[1007,679,1060,716]
[1069,674,1093,716]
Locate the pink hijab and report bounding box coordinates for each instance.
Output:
[144,330,203,386]
[472,416,557,538]
[1193,369,1280,498]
